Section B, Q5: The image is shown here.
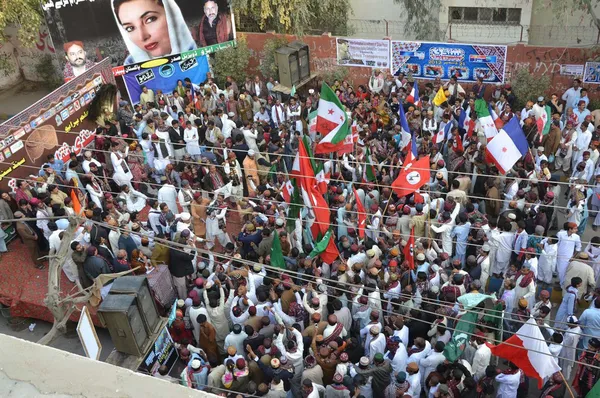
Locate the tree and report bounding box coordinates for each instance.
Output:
[0,0,44,47]
[510,67,550,110]
[393,0,443,41]
[231,0,352,36]
[258,37,289,80]
[211,35,251,87]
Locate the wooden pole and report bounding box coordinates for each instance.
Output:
[559,371,575,398]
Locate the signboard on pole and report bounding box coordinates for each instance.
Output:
[391,41,507,83]
[336,38,390,69]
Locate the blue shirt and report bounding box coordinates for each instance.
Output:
[451,222,471,255]
[39,159,65,178]
[417,261,430,274]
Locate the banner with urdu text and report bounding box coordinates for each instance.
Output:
[336,38,390,69]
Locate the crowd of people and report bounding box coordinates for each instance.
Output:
[2,70,600,398]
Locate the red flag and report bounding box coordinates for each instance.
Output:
[353,187,366,239]
[404,227,415,270]
[453,133,463,152]
[391,153,430,198]
[306,184,330,239]
[280,180,294,203]
[321,232,341,263]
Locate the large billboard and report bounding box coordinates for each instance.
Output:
[0,58,115,192]
[41,0,236,79]
[391,41,507,83]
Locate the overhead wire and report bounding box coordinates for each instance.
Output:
[74,216,600,342]
[6,163,600,265]
[3,124,599,191]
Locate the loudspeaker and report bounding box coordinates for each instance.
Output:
[275,46,300,88]
[287,41,310,81]
[109,276,161,335]
[98,294,149,356]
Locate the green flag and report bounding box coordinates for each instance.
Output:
[268,163,278,182]
[587,379,600,397]
[286,180,302,233]
[364,147,376,182]
[308,229,339,263]
[543,105,552,135]
[443,311,478,362]
[270,231,286,269]
[290,85,296,97]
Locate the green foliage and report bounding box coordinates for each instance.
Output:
[320,67,350,86]
[393,0,443,41]
[211,36,251,87]
[0,0,44,47]
[35,54,62,90]
[510,67,551,110]
[232,0,352,36]
[258,37,289,80]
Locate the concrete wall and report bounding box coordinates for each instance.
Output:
[0,334,217,398]
[0,24,60,91]
[529,0,600,46]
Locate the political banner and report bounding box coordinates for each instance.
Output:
[0,58,115,192]
[41,0,236,80]
[391,41,507,83]
[139,326,178,376]
[336,38,390,69]
[122,53,210,105]
[583,62,600,84]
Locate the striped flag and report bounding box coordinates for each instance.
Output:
[475,99,498,139]
[353,187,366,239]
[433,121,452,145]
[314,83,350,154]
[406,83,420,107]
[280,180,294,203]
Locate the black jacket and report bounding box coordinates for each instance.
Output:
[168,248,195,277]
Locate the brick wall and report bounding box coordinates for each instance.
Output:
[241,32,600,100]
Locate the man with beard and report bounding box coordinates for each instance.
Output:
[197,0,233,47]
[62,41,95,81]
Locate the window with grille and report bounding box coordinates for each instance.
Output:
[448,7,521,25]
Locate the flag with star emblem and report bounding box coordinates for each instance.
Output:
[485,117,528,174]
[315,83,350,154]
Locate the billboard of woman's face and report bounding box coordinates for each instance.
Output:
[41,0,236,76]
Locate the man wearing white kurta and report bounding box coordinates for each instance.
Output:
[492,226,514,276]
[119,185,148,213]
[271,100,287,127]
[205,205,230,249]
[157,183,178,215]
[184,123,201,159]
[287,99,303,133]
[177,181,194,213]
[556,224,582,285]
[572,124,592,171]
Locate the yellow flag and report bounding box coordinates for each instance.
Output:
[433,87,448,106]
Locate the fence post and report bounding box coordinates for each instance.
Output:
[384,19,389,37]
[449,24,452,41]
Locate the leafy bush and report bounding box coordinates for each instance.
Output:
[35,54,62,90]
[510,67,551,110]
[320,67,350,86]
[212,36,251,87]
[258,37,290,80]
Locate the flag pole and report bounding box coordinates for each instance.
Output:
[559,371,575,398]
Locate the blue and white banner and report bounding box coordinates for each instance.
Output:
[123,54,210,105]
[391,41,507,83]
